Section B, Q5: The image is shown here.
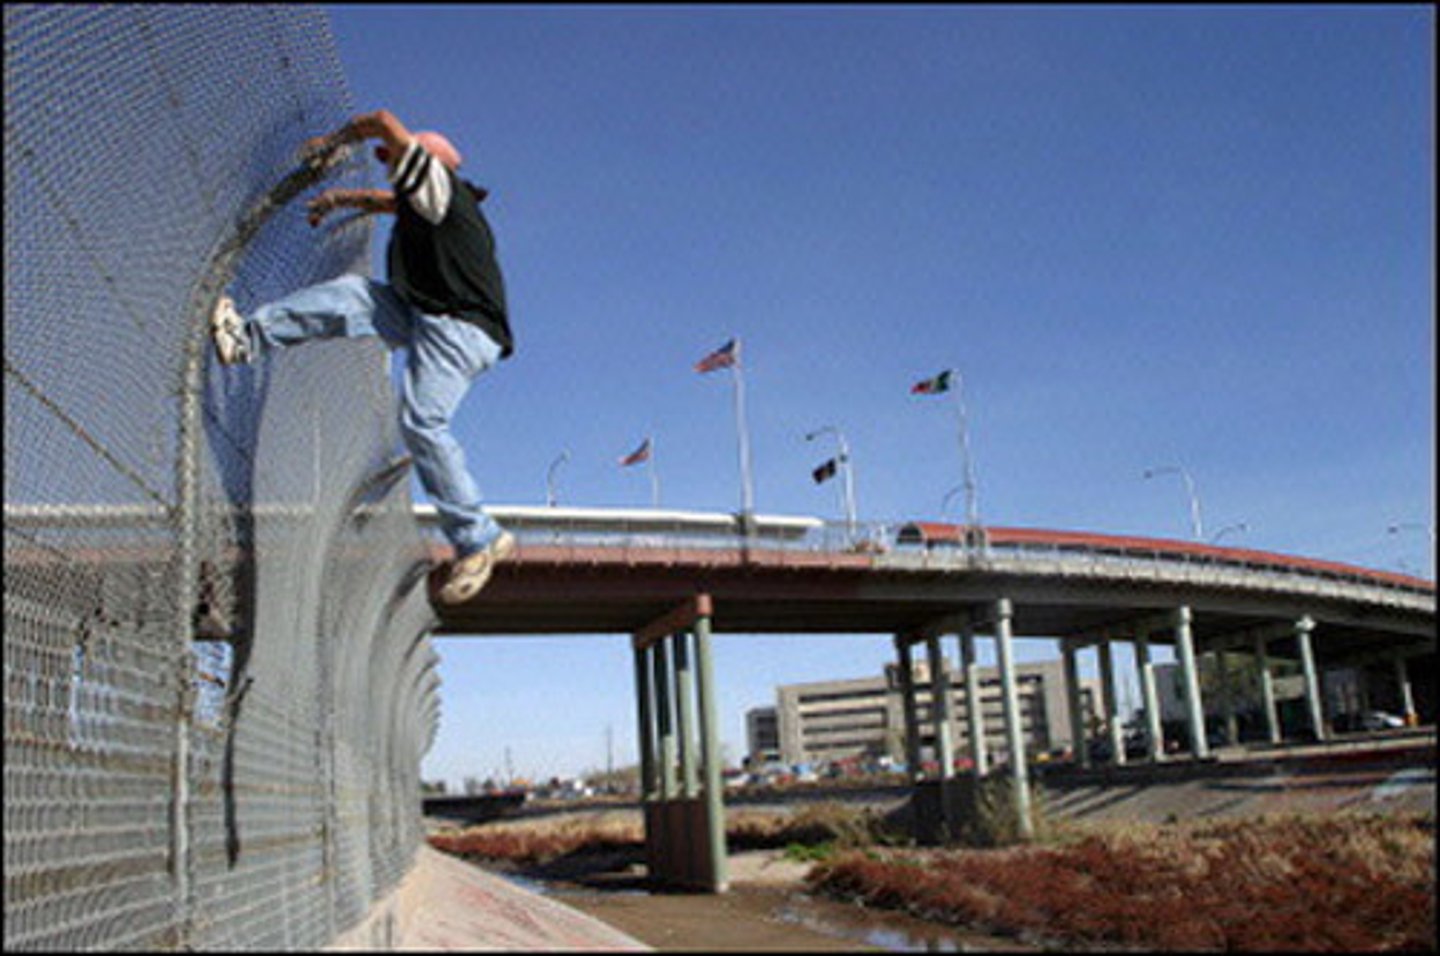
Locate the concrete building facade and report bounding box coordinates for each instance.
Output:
[744,706,781,765]
[771,658,1098,768]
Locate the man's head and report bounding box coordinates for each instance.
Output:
[375,130,463,171]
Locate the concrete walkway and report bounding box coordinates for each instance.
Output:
[329,845,649,951]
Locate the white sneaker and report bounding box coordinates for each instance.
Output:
[436,531,516,605]
[210,295,252,365]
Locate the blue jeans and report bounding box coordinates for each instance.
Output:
[244,274,504,558]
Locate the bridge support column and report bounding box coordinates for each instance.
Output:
[1296,616,1326,742]
[994,598,1034,840]
[926,635,956,780]
[1098,634,1126,765]
[1395,654,1417,724]
[1255,633,1282,744]
[895,635,923,782]
[633,644,657,800]
[675,632,699,798]
[634,595,726,892]
[959,624,989,776]
[693,612,729,892]
[1215,651,1239,747]
[1173,606,1209,759]
[1135,631,1165,762]
[653,638,677,799]
[1062,641,1089,768]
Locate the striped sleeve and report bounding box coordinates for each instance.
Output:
[387,139,453,225]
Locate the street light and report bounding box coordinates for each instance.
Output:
[1387,522,1436,576]
[941,483,966,518]
[1387,522,1436,542]
[805,425,858,541]
[546,450,570,507]
[1143,465,1204,542]
[1209,522,1248,545]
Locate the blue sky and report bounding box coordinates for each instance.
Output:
[327,5,1434,787]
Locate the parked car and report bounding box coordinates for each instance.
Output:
[1361,710,1406,731]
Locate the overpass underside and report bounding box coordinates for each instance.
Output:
[433,541,1435,891]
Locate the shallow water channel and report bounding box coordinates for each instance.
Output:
[497,867,1038,952]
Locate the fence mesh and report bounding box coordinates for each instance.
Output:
[4,5,440,950]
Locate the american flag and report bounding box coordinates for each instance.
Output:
[694,338,739,373]
[619,437,652,467]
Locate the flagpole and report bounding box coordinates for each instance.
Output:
[731,341,755,529]
[950,369,980,534]
[648,437,661,509]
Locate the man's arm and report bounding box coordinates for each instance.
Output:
[303,109,413,173]
[306,188,397,227]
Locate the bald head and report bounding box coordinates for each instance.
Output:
[375,130,464,172]
[415,131,463,170]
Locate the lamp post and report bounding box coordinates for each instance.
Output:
[1209,522,1248,545]
[941,483,966,519]
[1387,523,1436,575]
[546,450,570,507]
[1143,465,1204,542]
[805,425,858,542]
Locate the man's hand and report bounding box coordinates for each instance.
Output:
[306,188,397,227]
[300,110,412,171]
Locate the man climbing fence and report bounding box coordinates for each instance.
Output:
[210,108,515,603]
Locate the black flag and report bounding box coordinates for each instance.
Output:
[812,458,838,484]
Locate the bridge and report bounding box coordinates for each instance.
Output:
[425,504,1436,891]
[9,500,1434,892]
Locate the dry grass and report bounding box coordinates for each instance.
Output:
[427,802,894,865]
[806,811,1436,952]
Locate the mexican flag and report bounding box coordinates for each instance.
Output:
[911,370,953,395]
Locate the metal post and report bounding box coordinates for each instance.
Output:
[1173,606,1209,759]
[1098,635,1126,765]
[674,631,699,798]
[730,344,755,523]
[926,635,955,779]
[951,371,981,534]
[1062,641,1089,768]
[895,636,923,781]
[994,598,1033,839]
[1296,616,1326,742]
[1136,634,1165,761]
[959,624,988,776]
[1395,655,1417,723]
[693,613,729,892]
[652,638,676,799]
[1255,633,1281,744]
[634,643,656,799]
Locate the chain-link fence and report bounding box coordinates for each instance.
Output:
[5,5,440,949]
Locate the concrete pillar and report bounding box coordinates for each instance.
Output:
[652,637,676,799]
[1396,655,1417,722]
[994,598,1033,840]
[1215,651,1239,747]
[1174,606,1209,759]
[674,631,699,798]
[693,613,729,892]
[1296,616,1326,742]
[1255,633,1281,744]
[959,625,989,776]
[1098,634,1126,765]
[895,635,923,781]
[633,643,656,799]
[1062,641,1090,768]
[1136,633,1165,762]
[926,635,955,778]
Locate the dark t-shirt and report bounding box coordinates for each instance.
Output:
[386,140,513,357]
